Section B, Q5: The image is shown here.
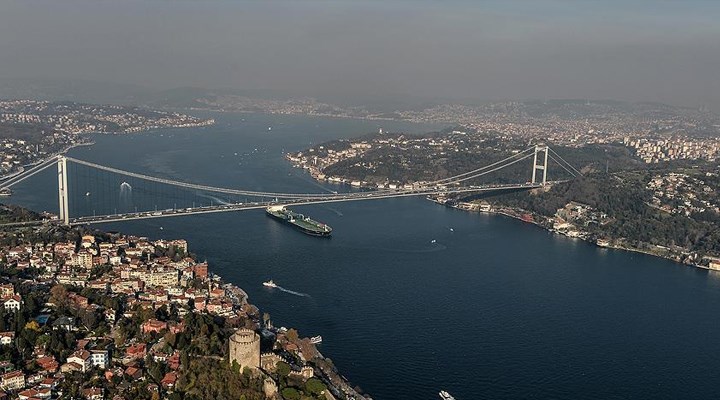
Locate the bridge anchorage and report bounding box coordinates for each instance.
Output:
[0,145,581,226]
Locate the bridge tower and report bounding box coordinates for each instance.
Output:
[531,145,549,185]
[57,156,69,225]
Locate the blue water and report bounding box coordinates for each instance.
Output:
[9,113,720,400]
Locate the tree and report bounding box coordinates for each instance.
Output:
[80,310,100,331]
[36,334,50,348]
[281,388,300,400]
[304,378,326,396]
[276,361,291,378]
[50,284,68,309]
[286,328,299,343]
[263,312,270,327]
[24,320,40,331]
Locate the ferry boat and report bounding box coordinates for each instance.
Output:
[263,280,278,288]
[439,391,455,400]
[266,206,332,237]
[310,335,323,344]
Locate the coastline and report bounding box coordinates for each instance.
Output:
[283,150,717,273]
[0,119,215,182]
[0,140,95,182]
[207,271,370,400]
[0,220,369,399]
[169,105,452,125]
[441,199,714,272]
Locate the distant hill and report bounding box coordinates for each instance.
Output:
[0,78,154,105]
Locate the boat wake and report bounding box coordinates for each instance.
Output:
[198,193,233,206]
[274,285,310,297]
[324,206,344,216]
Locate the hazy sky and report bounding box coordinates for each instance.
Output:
[1,0,719,107]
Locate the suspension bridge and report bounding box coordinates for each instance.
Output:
[0,145,580,226]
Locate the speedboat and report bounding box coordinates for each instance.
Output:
[439,391,455,400]
[263,280,277,288]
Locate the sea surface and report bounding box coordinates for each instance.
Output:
[9,113,720,400]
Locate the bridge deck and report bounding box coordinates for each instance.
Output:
[64,182,557,225]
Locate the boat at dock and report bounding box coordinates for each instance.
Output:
[310,335,323,344]
[266,206,332,237]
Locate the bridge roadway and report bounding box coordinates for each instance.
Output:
[64,181,558,226]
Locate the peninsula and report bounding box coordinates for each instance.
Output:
[286,101,720,270]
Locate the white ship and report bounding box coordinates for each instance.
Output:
[310,335,323,344]
[439,391,455,400]
[263,280,278,288]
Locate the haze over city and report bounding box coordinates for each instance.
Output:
[2,2,720,400]
[1,0,719,108]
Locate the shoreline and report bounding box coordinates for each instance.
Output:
[0,140,95,182]
[168,105,451,126]
[442,200,714,272]
[283,156,715,272]
[0,119,215,182]
[0,222,369,399]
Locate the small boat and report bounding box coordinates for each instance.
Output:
[310,335,323,344]
[439,391,455,400]
[263,280,278,288]
[430,239,437,244]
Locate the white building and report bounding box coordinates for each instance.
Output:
[90,350,109,369]
[0,331,14,345]
[66,350,91,372]
[3,295,22,312]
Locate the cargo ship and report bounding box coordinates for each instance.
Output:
[266,206,332,237]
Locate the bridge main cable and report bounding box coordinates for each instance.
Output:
[548,148,583,176]
[423,146,536,186]
[0,156,59,190]
[64,146,540,201]
[437,152,537,185]
[63,156,386,199]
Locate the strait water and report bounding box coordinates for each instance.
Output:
[9,113,720,400]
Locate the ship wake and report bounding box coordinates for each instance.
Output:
[275,286,310,297]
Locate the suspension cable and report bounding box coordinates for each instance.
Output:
[548,148,582,176]
[0,156,59,189]
[439,152,536,185]
[548,154,577,177]
[424,146,536,186]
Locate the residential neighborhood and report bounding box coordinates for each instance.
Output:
[0,225,360,400]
